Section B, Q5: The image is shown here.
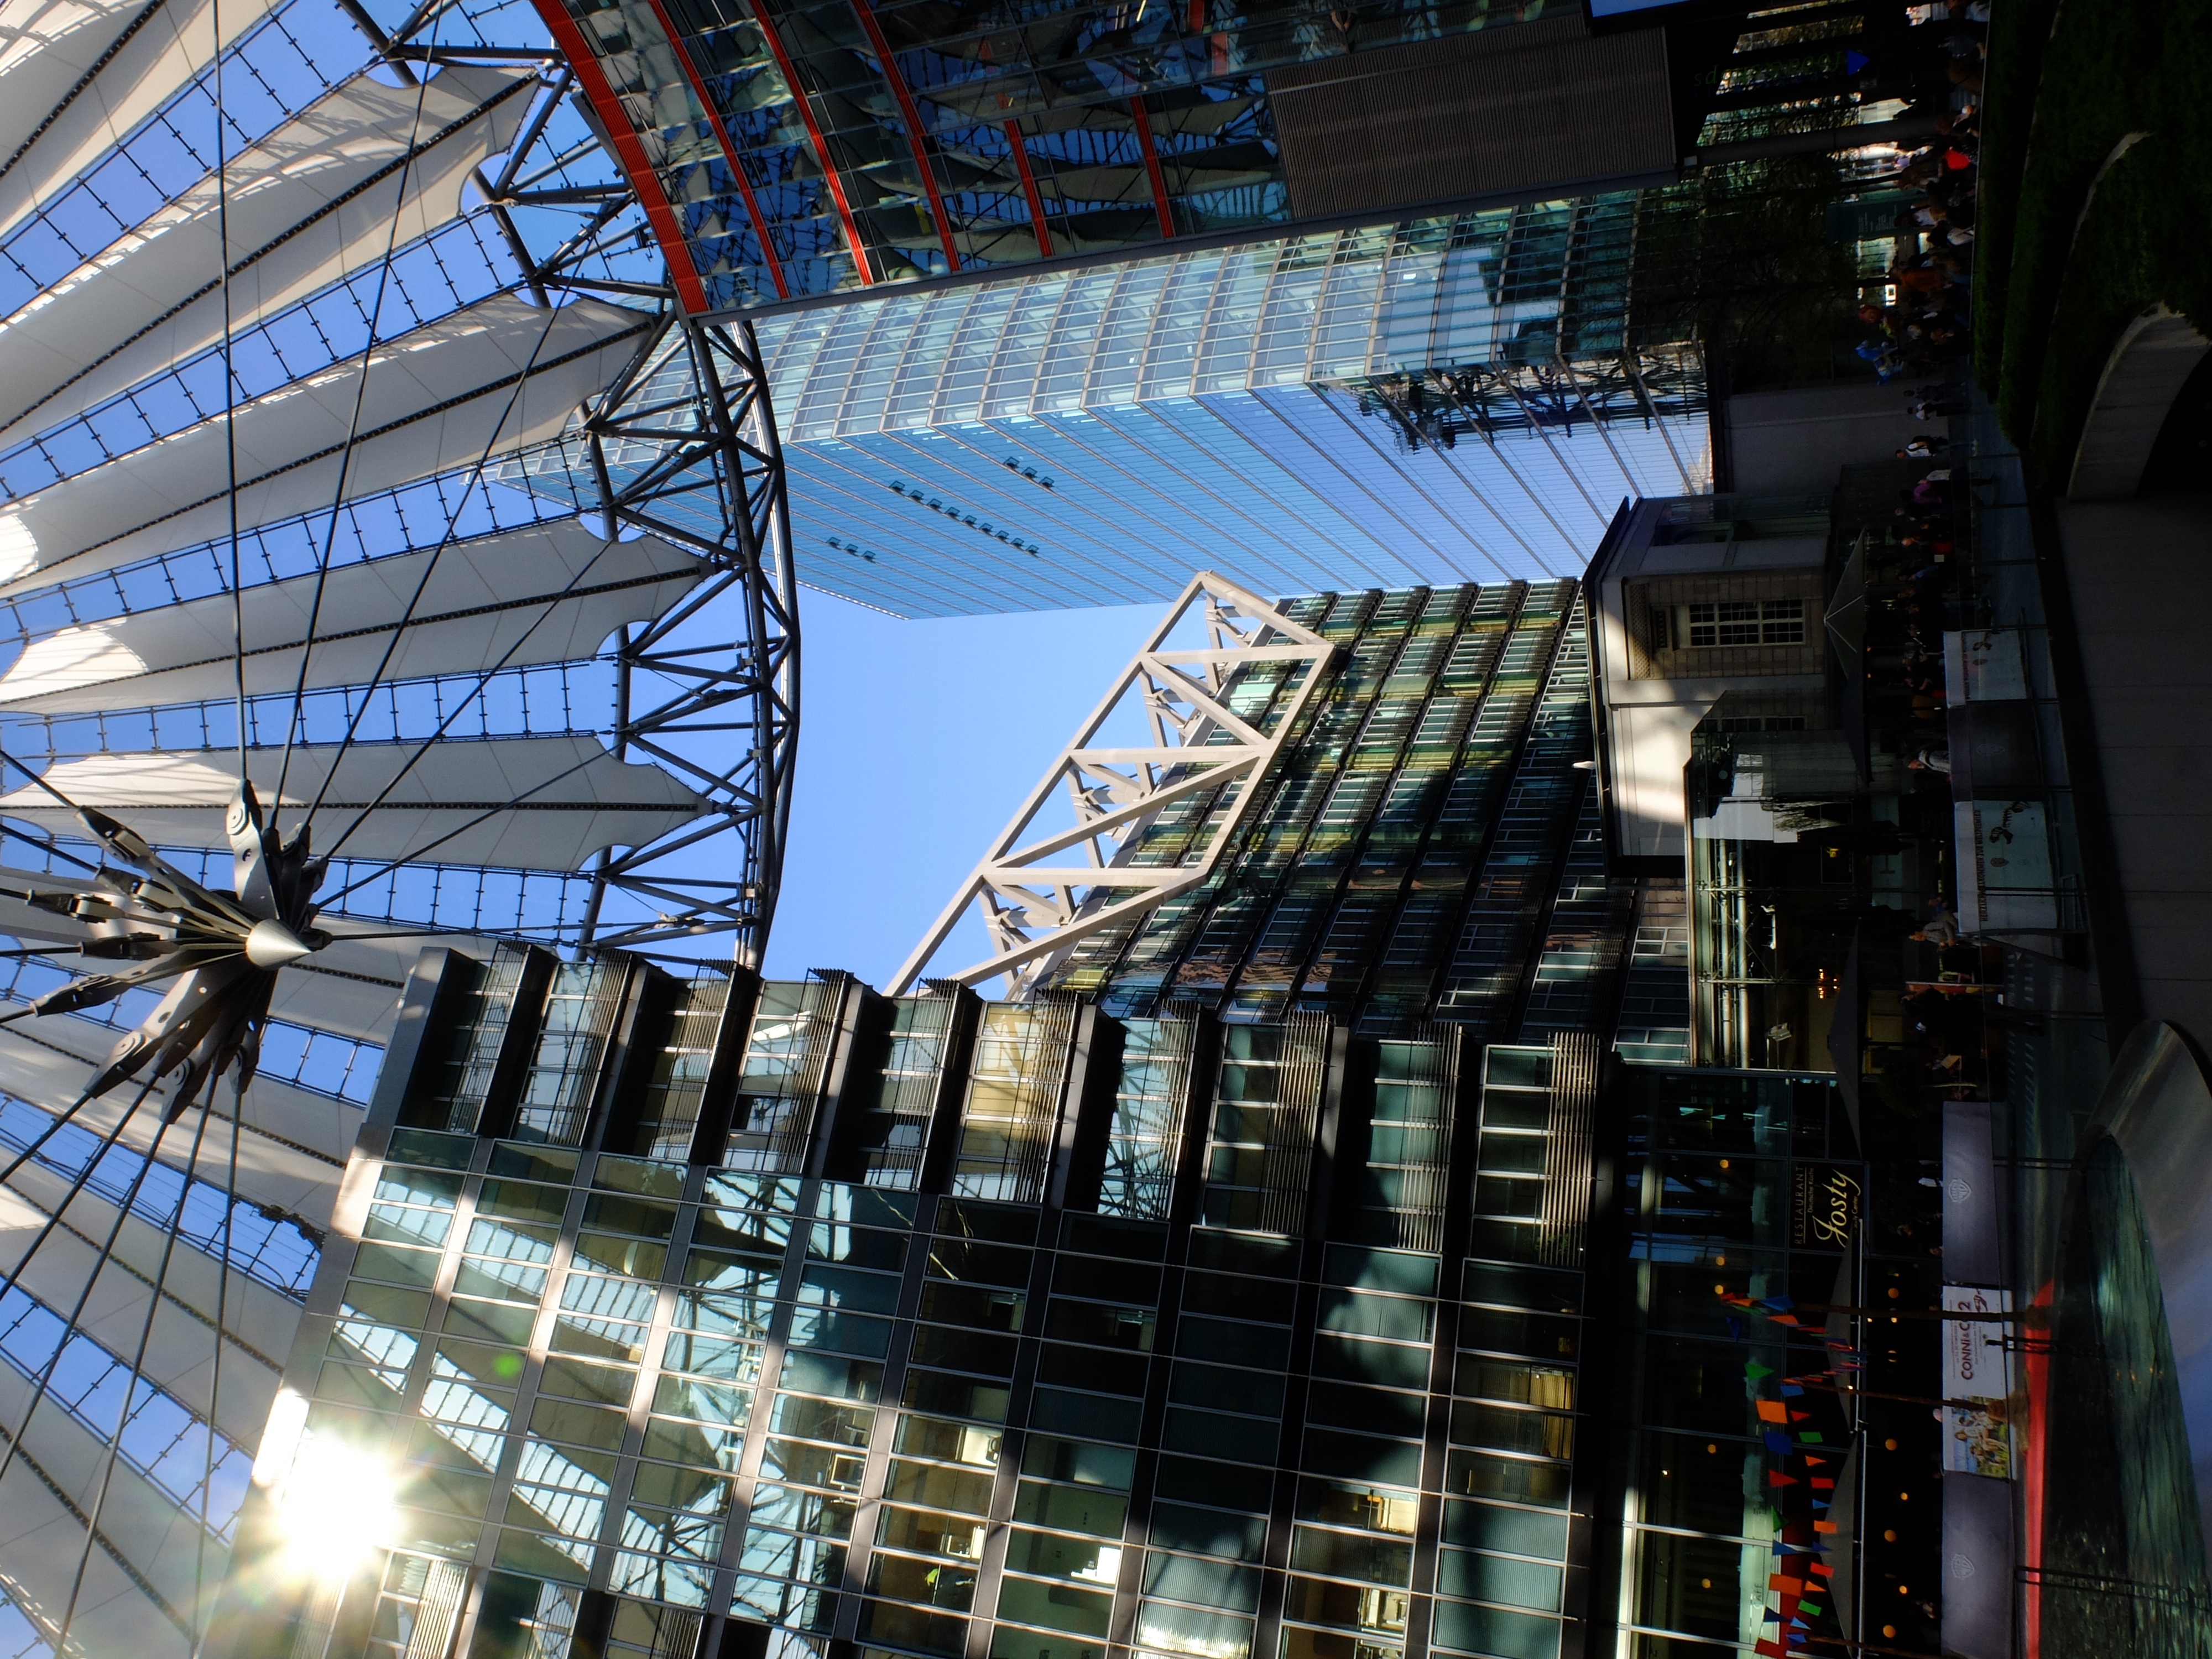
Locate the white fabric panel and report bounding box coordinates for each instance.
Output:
[1,735,706,870]
[273,925,487,1042]
[264,961,401,1044]
[0,1016,344,1219]
[2,1150,298,1417]
[0,1354,239,1636]
[0,1430,198,1657]
[0,520,703,712]
[0,64,535,447]
[0,0,283,247]
[0,293,651,596]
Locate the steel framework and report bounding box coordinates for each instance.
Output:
[539,317,800,962]
[891,572,1334,999]
[1334,342,1709,453]
[363,5,802,967]
[0,1,802,1648]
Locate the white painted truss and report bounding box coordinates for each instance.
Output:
[891,570,1334,998]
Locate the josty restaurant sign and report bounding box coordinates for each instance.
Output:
[1791,1164,1862,1248]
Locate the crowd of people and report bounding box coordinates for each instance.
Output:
[1855,0,1996,1081]
[1854,1,1987,385]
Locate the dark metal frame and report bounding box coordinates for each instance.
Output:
[366,10,804,969]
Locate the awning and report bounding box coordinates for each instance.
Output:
[1824,926,1864,1147]
[1825,533,1871,781]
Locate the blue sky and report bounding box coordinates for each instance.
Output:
[764,589,1170,988]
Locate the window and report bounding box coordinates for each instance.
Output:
[1679,601,1804,648]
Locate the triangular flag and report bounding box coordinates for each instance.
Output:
[1747,1361,1776,1379]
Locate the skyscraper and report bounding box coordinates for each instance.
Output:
[507,192,1715,615]
[534,0,1923,313]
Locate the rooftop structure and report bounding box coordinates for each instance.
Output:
[0,0,804,1651]
[526,0,1947,313]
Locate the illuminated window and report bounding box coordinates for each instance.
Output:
[1679,601,1803,648]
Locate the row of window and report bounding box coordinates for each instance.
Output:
[317,1119,1605,1656]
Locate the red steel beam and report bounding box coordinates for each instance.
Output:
[1128,95,1175,242]
[747,0,877,285]
[533,0,712,312]
[645,0,791,300]
[848,0,961,272]
[1003,119,1053,259]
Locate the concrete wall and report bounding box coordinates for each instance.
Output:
[1726,381,1923,493]
[2052,489,2212,1046]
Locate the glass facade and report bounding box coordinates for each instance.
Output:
[527,0,1912,316]
[508,205,1710,616]
[229,962,1636,1659]
[212,578,1959,1659]
[536,0,1572,310]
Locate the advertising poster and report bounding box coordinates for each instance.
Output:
[1943,1286,2015,1479]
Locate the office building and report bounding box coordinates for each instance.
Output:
[504,194,1714,616]
[741,208,1706,614]
[531,0,1936,312]
[207,577,1942,1659]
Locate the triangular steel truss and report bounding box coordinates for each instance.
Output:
[891,573,1334,998]
[544,319,800,962]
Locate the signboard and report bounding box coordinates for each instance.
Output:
[1790,1164,1862,1249]
[1955,799,2058,931]
[1944,629,2031,703]
[1943,1286,2015,1479]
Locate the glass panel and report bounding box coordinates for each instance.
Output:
[951,1001,1079,1204]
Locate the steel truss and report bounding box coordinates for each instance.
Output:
[891,573,1334,999]
[1331,342,1708,453]
[565,319,800,959]
[0,3,804,1651]
[362,9,801,967]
